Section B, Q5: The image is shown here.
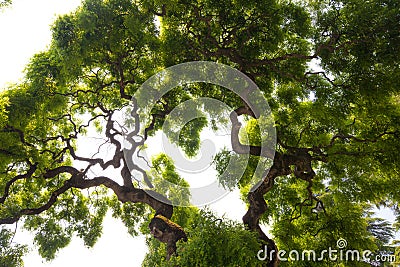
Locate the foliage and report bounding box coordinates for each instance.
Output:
[148,153,190,204]
[392,244,400,266]
[142,210,263,267]
[0,227,27,267]
[22,188,110,260]
[0,0,399,266]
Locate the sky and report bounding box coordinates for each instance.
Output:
[0,0,81,87]
[0,0,398,266]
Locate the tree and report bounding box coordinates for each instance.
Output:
[1,0,399,266]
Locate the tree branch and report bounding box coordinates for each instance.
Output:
[229,108,275,159]
[0,162,38,204]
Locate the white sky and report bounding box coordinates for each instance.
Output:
[0,1,397,266]
[0,0,81,87]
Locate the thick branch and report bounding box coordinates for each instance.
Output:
[149,214,187,260]
[45,167,173,218]
[0,177,73,224]
[243,163,284,267]
[0,162,38,204]
[0,167,173,225]
[241,145,316,266]
[229,109,275,159]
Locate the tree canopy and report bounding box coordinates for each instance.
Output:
[1,0,399,266]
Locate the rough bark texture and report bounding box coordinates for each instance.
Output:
[149,215,188,260]
[230,107,317,267]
